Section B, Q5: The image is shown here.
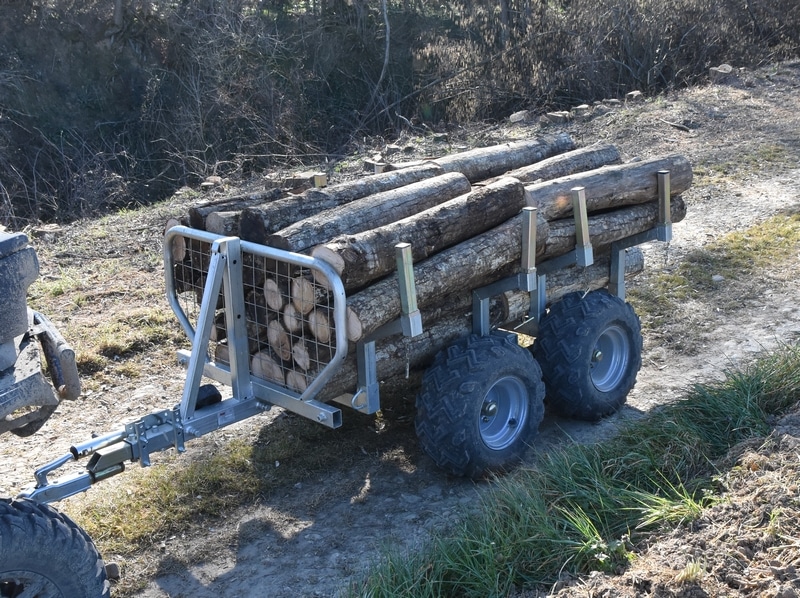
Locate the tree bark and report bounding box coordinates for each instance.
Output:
[482,143,622,185]
[205,211,242,236]
[500,247,644,325]
[188,188,283,229]
[345,196,685,343]
[240,162,444,244]
[266,172,471,252]
[541,195,686,260]
[315,249,646,403]
[311,177,542,291]
[525,154,693,220]
[432,132,575,182]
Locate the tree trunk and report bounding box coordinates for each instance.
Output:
[188,188,283,229]
[240,163,444,244]
[266,172,471,252]
[311,177,543,291]
[482,143,622,185]
[315,249,646,403]
[500,247,644,326]
[205,211,241,236]
[345,196,685,343]
[541,195,686,260]
[432,133,575,182]
[525,154,693,220]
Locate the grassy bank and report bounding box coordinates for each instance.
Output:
[347,344,800,597]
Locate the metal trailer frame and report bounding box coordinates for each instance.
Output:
[20,173,673,504]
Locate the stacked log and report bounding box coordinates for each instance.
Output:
[164,135,691,405]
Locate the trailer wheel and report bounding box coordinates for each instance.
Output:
[415,332,545,478]
[533,290,642,421]
[0,497,110,598]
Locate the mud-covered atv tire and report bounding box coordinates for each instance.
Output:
[0,497,110,598]
[415,332,545,478]
[533,290,642,421]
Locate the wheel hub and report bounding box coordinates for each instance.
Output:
[590,325,630,392]
[478,376,529,451]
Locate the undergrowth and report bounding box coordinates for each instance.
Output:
[1,0,798,225]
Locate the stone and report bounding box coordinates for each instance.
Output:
[509,109,530,123]
[709,63,735,84]
[544,111,571,123]
[626,90,644,103]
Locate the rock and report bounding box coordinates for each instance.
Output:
[572,104,591,116]
[544,111,571,123]
[709,63,735,84]
[626,90,644,103]
[603,99,622,107]
[105,562,121,581]
[509,110,530,123]
[712,274,725,283]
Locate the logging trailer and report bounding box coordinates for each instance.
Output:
[0,169,674,597]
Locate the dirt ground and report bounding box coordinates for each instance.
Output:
[1,60,800,597]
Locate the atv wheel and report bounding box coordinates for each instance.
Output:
[415,332,545,478]
[0,497,110,598]
[533,290,642,421]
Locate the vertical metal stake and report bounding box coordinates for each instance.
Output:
[657,170,673,242]
[609,244,627,300]
[395,243,422,337]
[572,187,594,267]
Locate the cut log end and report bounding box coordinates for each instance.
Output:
[251,350,285,385]
[267,319,292,361]
[308,309,332,344]
[165,218,187,263]
[291,276,325,315]
[263,278,287,312]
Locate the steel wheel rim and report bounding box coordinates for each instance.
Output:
[590,324,630,392]
[479,376,529,450]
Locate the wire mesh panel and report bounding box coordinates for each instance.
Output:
[164,227,345,401]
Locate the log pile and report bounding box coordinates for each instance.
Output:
[165,133,691,402]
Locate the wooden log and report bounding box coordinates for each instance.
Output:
[315,250,645,403]
[267,320,292,361]
[266,172,471,253]
[164,218,187,262]
[263,277,288,312]
[240,163,445,244]
[525,154,693,220]
[501,247,644,326]
[541,195,686,260]
[344,196,686,343]
[482,143,622,185]
[292,340,333,372]
[251,350,285,385]
[188,188,283,229]
[286,369,309,393]
[307,309,333,344]
[317,309,476,403]
[282,303,304,334]
[432,133,576,182]
[205,211,241,236]
[311,177,546,291]
[290,275,326,315]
